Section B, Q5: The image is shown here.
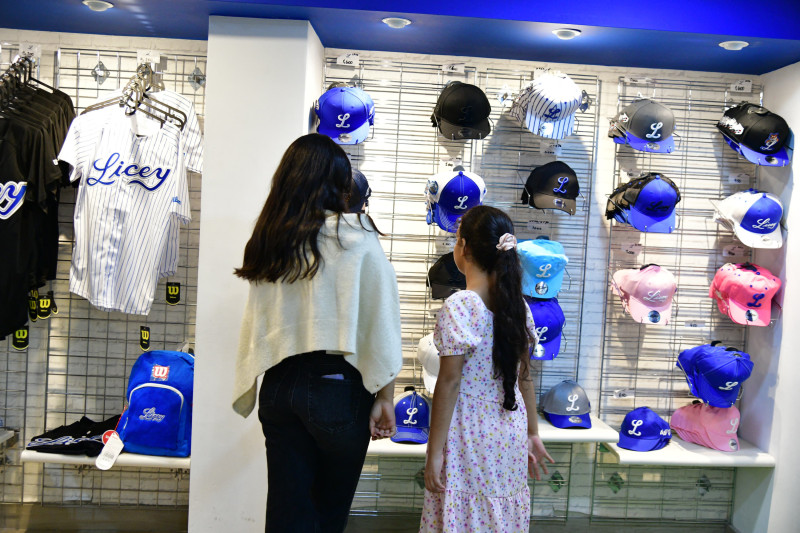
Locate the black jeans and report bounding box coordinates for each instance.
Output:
[258,352,374,533]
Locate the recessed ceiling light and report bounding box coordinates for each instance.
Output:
[719,40,749,51]
[552,28,582,40]
[382,17,412,29]
[82,0,114,12]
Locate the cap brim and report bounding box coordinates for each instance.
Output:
[624,132,675,153]
[627,207,676,233]
[522,269,565,299]
[531,193,577,215]
[429,283,464,299]
[437,117,491,140]
[732,223,783,249]
[526,114,575,140]
[617,433,670,452]
[738,143,790,167]
[705,431,739,452]
[433,203,465,233]
[530,333,562,361]
[627,296,673,326]
[692,377,738,408]
[422,367,437,395]
[726,298,771,327]
[391,427,429,444]
[318,120,370,145]
[544,412,591,429]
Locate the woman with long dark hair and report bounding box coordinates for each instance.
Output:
[233,133,402,533]
[420,205,554,532]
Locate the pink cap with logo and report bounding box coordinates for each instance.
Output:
[709,263,781,327]
[611,265,676,326]
[671,403,740,452]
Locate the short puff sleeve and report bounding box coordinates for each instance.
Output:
[434,292,483,357]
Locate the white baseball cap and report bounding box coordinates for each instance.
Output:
[711,189,783,249]
[417,333,439,394]
[510,72,583,140]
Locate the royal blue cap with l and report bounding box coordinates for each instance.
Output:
[316,86,373,145]
[618,406,672,452]
[517,238,568,298]
[391,386,431,444]
[613,174,680,233]
[693,348,753,408]
[525,297,566,360]
[425,170,486,233]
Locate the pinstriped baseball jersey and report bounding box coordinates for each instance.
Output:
[59,110,193,315]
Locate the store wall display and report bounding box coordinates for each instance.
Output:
[315,85,375,145]
[525,296,566,360]
[709,262,781,326]
[391,386,431,444]
[430,81,491,140]
[417,333,439,395]
[605,173,681,233]
[518,238,568,299]
[520,161,580,215]
[676,344,753,408]
[711,189,784,248]
[540,380,592,429]
[608,98,676,153]
[670,402,740,452]
[617,406,671,452]
[509,71,586,140]
[716,102,793,166]
[425,169,486,233]
[426,252,466,299]
[610,264,677,326]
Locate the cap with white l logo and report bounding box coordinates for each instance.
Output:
[540,380,591,429]
[611,264,676,326]
[711,189,783,249]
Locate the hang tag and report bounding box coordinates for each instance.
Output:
[336,53,360,67]
[723,244,747,257]
[727,173,750,185]
[12,326,29,351]
[440,156,463,168]
[533,67,547,79]
[527,219,550,232]
[28,290,39,322]
[37,292,54,320]
[18,42,41,61]
[542,142,562,156]
[137,49,161,66]
[625,77,653,85]
[140,326,151,351]
[96,431,124,471]
[613,389,634,399]
[730,79,752,93]
[621,243,643,256]
[441,63,465,74]
[166,282,181,305]
[684,320,706,329]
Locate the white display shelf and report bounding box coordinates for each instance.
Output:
[367,414,618,457]
[604,436,775,468]
[20,450,190,469]
[0,428,14,446]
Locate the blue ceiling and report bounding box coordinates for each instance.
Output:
[2,0,800,74]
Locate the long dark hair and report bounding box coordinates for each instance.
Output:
[234,134,354,283]
[458,206,535,410]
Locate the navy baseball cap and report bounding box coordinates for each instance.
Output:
[610,99,676,153]
[316,86,374,145]
[618,407,672,452]
[391,386,431,444]
[525,296,565,360]
[521,161,580,215]
[540,380,591,429]
[347,169,372,213]
[609,174,680,233]
[717,102,792,166]
[425,170,486,233]
[517,238,568,298]
[426,252,466,299]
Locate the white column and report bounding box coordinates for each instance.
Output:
[732,60,800,533]
[188,17,323,532]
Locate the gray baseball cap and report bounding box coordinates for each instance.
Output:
[540,380,591,429]
[610,98,676,153]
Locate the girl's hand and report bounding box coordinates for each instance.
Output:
[369,397,395,440]
[527,434,554,481]
[424,451,446,493]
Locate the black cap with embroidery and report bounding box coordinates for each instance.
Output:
[521,161,580,215]
[717,102,792,166]
[431,82,491,140]
[427,253,466,299]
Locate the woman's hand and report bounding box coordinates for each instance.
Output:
[527,434,554,481]
[424,450,446,493]
[369,396,395,440]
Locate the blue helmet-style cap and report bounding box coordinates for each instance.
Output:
[518,238,568,299]
[391,387,431,444]
[618,406,672,452]
[316,87,373,145]
[525,297,566,360]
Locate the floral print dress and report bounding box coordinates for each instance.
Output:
[420,290,536,533]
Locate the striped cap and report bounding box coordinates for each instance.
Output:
[510,72,583,140]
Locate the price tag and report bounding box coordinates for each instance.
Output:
[542,142,563,156]
[620,242,643,256]
[137,49,161,65]
[723,244,747,257]
[533,67,547,79]
[730,79,752,93]
[440,156,463,167]
[18,42,41,61]
[626,77,653,85]
[96,431,124,470]
[684,320,706,329]
[496,84,512,106]
[336,53,359,67]
[527,219,550,231]
[727,173,750,185]
[441,63,465,74]
[613,389,635,399]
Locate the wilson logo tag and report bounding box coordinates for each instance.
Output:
[151,365,170,381]
[166,282,181,305]
[12,326,29,351]
[139,326,151,351]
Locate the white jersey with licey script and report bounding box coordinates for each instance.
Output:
[58,102,200,315]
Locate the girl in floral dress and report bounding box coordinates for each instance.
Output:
[421,206,554,533]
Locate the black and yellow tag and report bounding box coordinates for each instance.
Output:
[28,289,39,322]
[139,326,151,351]
[48,291,58,315]
[37,292,53,320]
[166,282,181,305]
[12,326,29,350]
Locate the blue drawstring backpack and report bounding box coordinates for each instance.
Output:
[117,350,194,457]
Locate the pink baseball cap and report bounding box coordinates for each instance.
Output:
[611,265,676,326]
[709,263,781,326]
[671,403,740,452]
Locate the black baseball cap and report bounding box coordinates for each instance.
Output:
[426,253,466,299]
[717,102,792,166]
[521,161,580,215]
[431,81,491,140]
[348,169,372,213]
[609,98,676,153]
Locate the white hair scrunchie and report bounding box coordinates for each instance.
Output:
[496,233,517,251]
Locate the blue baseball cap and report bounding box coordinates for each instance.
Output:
[618,406,672,452]
[711,189,783,249]
[677,344,754,407]
[525,297,565,360]
[315,87,373,145]
[612,174,680,233]
[391,386,431,444]
[425,170,486,233]
[518,238,568,298]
